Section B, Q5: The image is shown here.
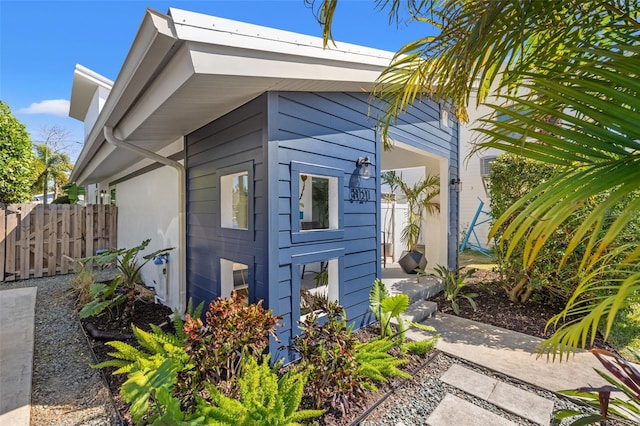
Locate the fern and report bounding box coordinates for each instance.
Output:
[356,337,411,391]
[198,355,323,425]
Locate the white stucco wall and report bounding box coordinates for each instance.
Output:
[84,86,110,140]
[115,165,181,310]
[459,102,502,250]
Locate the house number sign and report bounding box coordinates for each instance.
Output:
[350,188,370,203]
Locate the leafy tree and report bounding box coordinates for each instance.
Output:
[311,0,640,357]
[0,101,35,203]
[32,126,74,204]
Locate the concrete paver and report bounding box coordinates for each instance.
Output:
[408,312,608,393]
[0,287,37,426]
[442,364,554,425]
[427,393,517,426]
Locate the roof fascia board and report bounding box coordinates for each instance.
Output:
[115,44,195,140]
[74,142,117,184]
[169,8,393,68]
[71,8,178,182]
[69,65,114,121]
[189,46,384,84]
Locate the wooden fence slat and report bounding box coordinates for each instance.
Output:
[19,204,35,280]
[97,204,106,250]
[0,205,5,280]
[85,205,94,257]
[33,205,45,278]
[109,205,117,250]
[72,206,83,271]
[1,204,117,281]
[5,205,18,281]
[60,205,70,274]
[47,204,58,276]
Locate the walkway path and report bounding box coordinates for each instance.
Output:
[0,287,37,425]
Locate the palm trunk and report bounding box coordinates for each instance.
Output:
[42,172,48,205]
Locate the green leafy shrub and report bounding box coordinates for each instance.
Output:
[93,295,283,423]
[77,239,173,319]
[433,265,478,315]
[197,355,324,425]
[488,154,635,303]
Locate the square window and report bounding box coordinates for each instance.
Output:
[291,162,344,243]
[298,174,338,231]
[221,171,249,229]
[220,258,249,302]
[299,258,338,319]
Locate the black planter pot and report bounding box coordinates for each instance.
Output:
[398,251,427,274]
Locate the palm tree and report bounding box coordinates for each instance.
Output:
[32,144,73,204]
[311,0,640,356]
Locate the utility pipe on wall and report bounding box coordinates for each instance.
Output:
[104,126,187,314]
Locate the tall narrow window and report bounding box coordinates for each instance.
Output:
[221,171,249,229]
[299,258,338,319]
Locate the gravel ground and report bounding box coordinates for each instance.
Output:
[1,272,119,426]
[360,352,601,426]
[1,272,603,426]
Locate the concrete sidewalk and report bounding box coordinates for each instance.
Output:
[408,312,608,393]
[0,287,37,426]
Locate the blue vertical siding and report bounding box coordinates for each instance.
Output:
[268,92,381,358]
[184,90,458,363]
[185,94,269,309]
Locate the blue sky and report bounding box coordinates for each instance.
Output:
[0,0,434,161]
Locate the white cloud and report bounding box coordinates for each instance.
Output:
[19,99,70,117]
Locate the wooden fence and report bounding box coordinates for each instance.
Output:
[0,204,117,281]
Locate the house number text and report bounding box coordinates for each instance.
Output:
[350,188,370,203]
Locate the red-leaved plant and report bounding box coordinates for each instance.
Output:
[180,291,282,399]
[554,348,640,425]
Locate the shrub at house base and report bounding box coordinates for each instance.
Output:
[78,239,173,321]
[93,292,293,424]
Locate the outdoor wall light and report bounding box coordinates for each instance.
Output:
[356,156,373,180]
[450,178,462,192]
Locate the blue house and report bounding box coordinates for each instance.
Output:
[69,8,459,361]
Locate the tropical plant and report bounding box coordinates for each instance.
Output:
[433,265,478,315]
[310,0,640,357]
[182,291,282,393]
[369,278,409,339]
[197,355,324,426]
[368,278,438,351]
[78,276,126,319]
[554,349,640,425]
[32,143,72,204]
[87,239,173,318]
[0,101,34,203]
[394,174,440,253]
[289,302,369,416]
[69,256,97,307]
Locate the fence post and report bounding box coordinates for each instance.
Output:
[0,204,5,281]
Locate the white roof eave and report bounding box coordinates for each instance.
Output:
[71,7,396,184]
